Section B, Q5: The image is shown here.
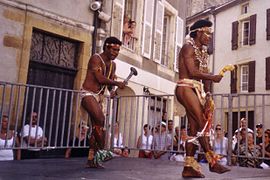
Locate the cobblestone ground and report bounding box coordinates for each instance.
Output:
[0,157,270,180]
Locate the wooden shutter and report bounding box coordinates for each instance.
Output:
[266,57,270,90]
[111,0,125,40]
[248,61,255,92]
[142,0,155,59]
[153,1,164,63]
[231,21,239,50]
[174,16,183,72]
[231,65,237,93]
[267,9,270,40]
[249,14,257,45]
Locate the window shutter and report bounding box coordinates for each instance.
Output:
[231,65,237,93]
[248,61,255,92]
[174,16,183,72]
[231,21,239,50]
[249,14,257,45]
[267,9,270,40]
[111,1,125,40]
[142,0,155,59]
[153,1,164,63]
[266,57,270,90]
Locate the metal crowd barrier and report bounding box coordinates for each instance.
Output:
[1,81,270,167]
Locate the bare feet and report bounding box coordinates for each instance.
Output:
[182,166,205,178]
[85,160,105,169]
[209,163,230,174]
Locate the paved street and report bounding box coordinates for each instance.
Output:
[0,157,270,180]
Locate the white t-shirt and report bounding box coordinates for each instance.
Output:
[113,133,124,148]
[0,136,14,161]
[22,124,44,151]
[141,134,153,150]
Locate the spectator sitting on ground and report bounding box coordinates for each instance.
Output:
[0,115,20,161]
[212,124,228,165]
[65,122,90,158]
[21,111,47,159]
[238,132,262,168]
[152,122,172,160]
[112,122,124,156]
[137,124,153,159]
[256,123,263,145]
[170,125,188,162]
[260,130,270,168]
[167,120,174,138]
[121,146,130,158]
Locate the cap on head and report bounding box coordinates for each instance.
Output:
[256,123,263,128]
[103,36,122,51]
[190,19,212,38]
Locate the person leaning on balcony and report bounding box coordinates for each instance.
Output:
[0,115,20,161]
[174,19,230,178]
[81,36,126,168]
[137,124,153,159]
[123,15,137,46]
[21,111,47,159]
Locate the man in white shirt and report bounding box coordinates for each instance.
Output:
[21,112,47,159]
[234,118,253,134]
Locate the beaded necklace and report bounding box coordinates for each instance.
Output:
[187,38,209,72]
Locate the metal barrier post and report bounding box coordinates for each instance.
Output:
[227,94,234,166]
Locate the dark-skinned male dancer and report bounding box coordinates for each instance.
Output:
[175,19,231,178]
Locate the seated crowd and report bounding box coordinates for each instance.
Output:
[1,113,270,170]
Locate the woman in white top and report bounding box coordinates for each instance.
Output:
[212,124,228,165]
[137,124,153,158]
[112,122,124,156]
[0,115,20,161]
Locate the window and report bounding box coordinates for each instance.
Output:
[241,3,249,14]
[241,21,250,46]
[266,57,270,90]
[267,9,270,40]
[149,96,167,125]
[122,0,137,50]
[240,65,249,92]
[124,0,136,20]
[161,14,170,66]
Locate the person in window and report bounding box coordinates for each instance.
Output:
[65,122,90,158]
[123,16,137,46]
[81,36,126,168]
[174,19,230,178]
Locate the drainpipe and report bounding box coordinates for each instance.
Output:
[92,10,99,55]
[211,7,216,93]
